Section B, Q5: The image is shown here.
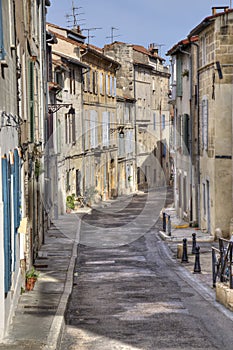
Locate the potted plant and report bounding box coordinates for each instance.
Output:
[66,193,75,213]
[25,267,39,291]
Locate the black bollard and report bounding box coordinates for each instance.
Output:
[167,215,171,236]
[181,238,188,263]
[193,246,201,273]
[192,232,197,254]
[163,212,166,232]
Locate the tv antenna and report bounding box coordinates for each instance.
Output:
[151,43,165,56]
[82,27,102,44]
[106,27,121,43]
[66,0,85,29]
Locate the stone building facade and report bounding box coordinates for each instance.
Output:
[0,0,50,340]
[167,7,233,237]
[104,42,171,192]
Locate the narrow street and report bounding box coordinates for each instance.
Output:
[60,191,233,350]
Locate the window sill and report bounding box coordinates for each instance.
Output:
[0,60,8,67]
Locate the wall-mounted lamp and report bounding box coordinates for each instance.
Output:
[0,111,24,131]
[48,103,73,114]
[67,106,75,116]
[110,125,124,138]
[119,127,124,138]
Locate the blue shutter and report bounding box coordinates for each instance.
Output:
[0,0,6,60]
[13,149,21,229]
[2,157,12,293]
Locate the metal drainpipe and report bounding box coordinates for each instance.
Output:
[191,41,200,228]
[133,66,138,190]
[178,47,193,223]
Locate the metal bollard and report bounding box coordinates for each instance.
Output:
[193,246,201,273]
[181,238,189,263]
[192,232,197,254]
[163,212,166,232]
[167,215,171,236]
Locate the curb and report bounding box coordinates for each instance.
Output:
[43,217,81,350]
[159,230,215,243]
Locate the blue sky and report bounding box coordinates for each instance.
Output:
[47,0,231,58]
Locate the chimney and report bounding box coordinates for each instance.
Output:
[212,6,229,15]
[148,43,158,55]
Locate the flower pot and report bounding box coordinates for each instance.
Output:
[26,277,37,291]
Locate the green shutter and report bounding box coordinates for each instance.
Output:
[176,56,183,97]
[28,61,34,141]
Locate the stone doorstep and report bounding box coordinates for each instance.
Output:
[216,282,233,311]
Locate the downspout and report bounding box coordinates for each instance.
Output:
[191,41,200,227]
[133,65,138,191]
[178,47,193,223]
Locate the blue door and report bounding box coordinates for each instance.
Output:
[2,156,12,293]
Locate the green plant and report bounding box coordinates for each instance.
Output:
[26,266,40,279]
[182,69,189,78]
[66,193,75,210]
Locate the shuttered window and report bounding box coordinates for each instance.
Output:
[2,157,12,293]
[28,60,34,141]
[113,77,116,97]
[202,98,208,150]
[0,0,5,60]
[99,72,103,94]
[176,56,183,97]
[183,114,189,154]
[102,111,109,147]
[90,110,97,148]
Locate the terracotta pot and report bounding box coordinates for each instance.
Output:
[26,277,37,291]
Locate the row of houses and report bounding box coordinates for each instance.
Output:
[0,0,171,339]
[167,6,233,238]
[0,0,51,339]
[46,23,171,217]
[2,0,232,341]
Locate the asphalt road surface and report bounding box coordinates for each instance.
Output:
[60,190,233,349]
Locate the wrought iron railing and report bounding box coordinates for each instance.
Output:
[212,238,233,289]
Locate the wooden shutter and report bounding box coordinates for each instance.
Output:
[0,0,5,60]
[28,60,34,141]
[2,157,12,293]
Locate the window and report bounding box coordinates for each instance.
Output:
[176,56,183,97]
[0,0,5,60]
[124,106,129,123]
[153,113,156,130]
[65,109,76,144]
[202,97,208,150]
[162,114,165,129]
[99,72,103,94]
[93,71,98,94]
[28,60,34,141]
[113,77,116,97]
[105,74,109,95]
[102,111,109,147]
[203,183,206,216]
[87,70,90,92]
[8,0,15,48]
[183,114,189,153]
[90,110,97,148]
[84,110,90,150]
[69,68,75,95]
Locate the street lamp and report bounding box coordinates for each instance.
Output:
[119,127,124,138]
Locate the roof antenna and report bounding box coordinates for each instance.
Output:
[66,0,85,30]
[106,27,121,43]
[82,27,102,45]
